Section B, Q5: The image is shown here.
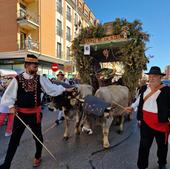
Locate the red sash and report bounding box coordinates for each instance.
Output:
[143,110,169,144]
[17,106,41,123]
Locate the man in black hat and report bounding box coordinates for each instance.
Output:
[0,54,74,169]
[125,66,170,169]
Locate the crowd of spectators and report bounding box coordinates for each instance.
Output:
[0,69,80,136]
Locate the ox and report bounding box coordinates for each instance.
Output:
[48,83,93,140]
[82,85,129,148]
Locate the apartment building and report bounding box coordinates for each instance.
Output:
[164,65,170,79]
[0,0,97,76]
[56,0,97,74]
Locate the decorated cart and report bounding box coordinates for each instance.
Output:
[72,18,149,101]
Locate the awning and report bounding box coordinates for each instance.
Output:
[0,69,17,77]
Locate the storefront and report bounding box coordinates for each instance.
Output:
[0,51,65,78]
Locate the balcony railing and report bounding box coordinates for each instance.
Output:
[18,39,39,52]
[17,10,39,27]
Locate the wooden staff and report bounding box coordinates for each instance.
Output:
[15,113,57,162]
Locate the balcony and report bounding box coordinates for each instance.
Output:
[18,39,39,52]
[17,10,39,30]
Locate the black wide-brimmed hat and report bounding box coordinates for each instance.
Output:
[145,66,166,76]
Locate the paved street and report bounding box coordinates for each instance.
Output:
[1,107,170,169]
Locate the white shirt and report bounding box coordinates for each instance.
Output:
[131,86,160,113]
[143,87,160,113]
[131,95,140,111]
[1,72,66,108]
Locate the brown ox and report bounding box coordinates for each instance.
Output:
[82,85,129,148]
[48,84,93,140]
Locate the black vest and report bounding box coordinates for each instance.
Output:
[137,85,170,122]
[15,73,42,108]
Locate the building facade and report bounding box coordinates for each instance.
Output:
[164,65,170,80]
[0,0,97,77]
[55,0,97,75]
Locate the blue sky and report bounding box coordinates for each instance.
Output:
[84,0,170,71]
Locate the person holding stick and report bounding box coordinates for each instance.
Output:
[125,66,170,169]
[0,54,74,169]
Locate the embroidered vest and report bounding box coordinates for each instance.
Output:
[15,73,42,108]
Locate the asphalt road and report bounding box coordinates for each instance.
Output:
[1,107,170,169]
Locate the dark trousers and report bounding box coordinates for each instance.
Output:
[3,113,43,167]
[137,122,168,169]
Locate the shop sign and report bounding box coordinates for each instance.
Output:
[82,35,122,45]
[64,64,72,72]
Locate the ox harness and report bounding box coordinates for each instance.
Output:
[51,81,78,110]
[52,80,74,88]
[83,95,110,117]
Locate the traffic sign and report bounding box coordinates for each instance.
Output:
[51,63,58,72]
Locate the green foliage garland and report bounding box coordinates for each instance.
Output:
[72,18,149,100]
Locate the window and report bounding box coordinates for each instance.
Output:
[74,13,78,31]
[57,19,62,36]
[73,0,77,5]
[66,26,71,41]
[57,0,62,14]
[66,5,71,22]
[84,9,89,18]
[74,13,78,26]
[78,2,83,12]
[20,32,26,50]
[67,47,70,60]
[57,42,62,58]
[19,3,27,18]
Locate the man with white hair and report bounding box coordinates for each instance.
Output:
[125,66,170,169]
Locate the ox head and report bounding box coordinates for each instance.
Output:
[48,87,81,112]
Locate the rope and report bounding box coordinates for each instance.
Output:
[43,122,57,135]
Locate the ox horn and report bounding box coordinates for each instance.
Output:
[78,98,85,103]
[68,96,71,99]
[106,107,112,111]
